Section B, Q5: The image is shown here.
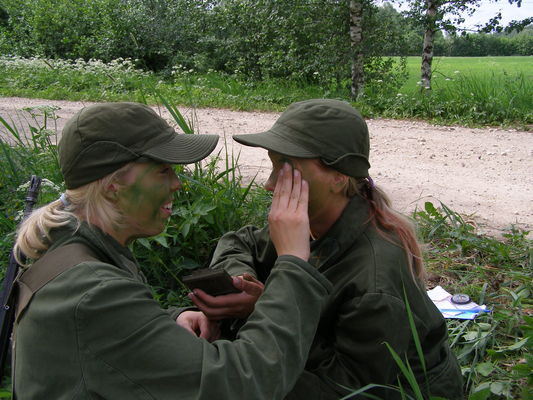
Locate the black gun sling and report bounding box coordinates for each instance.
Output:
[12,242,97,398]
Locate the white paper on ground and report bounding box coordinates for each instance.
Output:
[426,285,489,320]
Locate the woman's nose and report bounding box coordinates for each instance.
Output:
[171,171,181,192]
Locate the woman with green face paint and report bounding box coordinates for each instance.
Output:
[11,102,331,399]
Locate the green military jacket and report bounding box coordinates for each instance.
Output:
[210,196,463,399]
[14,221,332,399]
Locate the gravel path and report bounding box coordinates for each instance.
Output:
[1,97,531,237]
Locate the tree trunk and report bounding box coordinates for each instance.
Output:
[421,0,437,91]
[349,0,364,99]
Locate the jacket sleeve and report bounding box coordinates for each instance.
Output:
[286,292,416,400]
[76,256,331,400]
[209,225,277,282]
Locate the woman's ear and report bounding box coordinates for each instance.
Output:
[331,172,348,194]
[104,183,119,201]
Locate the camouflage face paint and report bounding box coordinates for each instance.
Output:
[116,161,180,244]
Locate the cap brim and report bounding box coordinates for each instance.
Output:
[143,134,219,164]
[233,129,318,158]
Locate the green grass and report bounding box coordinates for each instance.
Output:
[0,56,337,111]
[402,56,533,90]
[415,202,532,399]
[360,56,533,126]
[0,55,532,127]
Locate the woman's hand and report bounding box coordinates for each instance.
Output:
[176,311,221,342]
[268,163,310,261]
[189,274,264,320]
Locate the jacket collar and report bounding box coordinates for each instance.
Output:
[309,195,370,270]
[49,219,142,279]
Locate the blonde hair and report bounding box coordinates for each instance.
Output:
[345,177,426,282]
[14,163,133,264]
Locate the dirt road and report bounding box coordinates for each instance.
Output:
[1,97,531,237]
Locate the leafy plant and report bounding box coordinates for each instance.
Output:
[416,201,531,398]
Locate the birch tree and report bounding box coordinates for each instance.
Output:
[404,0,531,90]
[349,0,365,98]
[420,0,437,89]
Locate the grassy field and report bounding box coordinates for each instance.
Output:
[402,56,533,89]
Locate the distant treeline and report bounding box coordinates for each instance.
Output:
[411,30,533,57]
[0,0,531,82]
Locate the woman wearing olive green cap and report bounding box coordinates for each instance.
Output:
[190,99,464,399]
[12,102,332,399]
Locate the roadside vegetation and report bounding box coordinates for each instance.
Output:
[0,104,530,399]
[1,55,531,127]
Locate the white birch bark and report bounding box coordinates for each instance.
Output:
[421,0,437,90]
[349,0,364,98]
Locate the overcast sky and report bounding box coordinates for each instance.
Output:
[380,0,533,30]
[457,0,533,29]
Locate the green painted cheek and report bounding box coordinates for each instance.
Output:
[122,180,163,214]
[126,185,165,215]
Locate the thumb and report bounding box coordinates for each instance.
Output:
[233,276,264,296]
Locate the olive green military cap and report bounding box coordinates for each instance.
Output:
[233,99,370,178]
[59,102,218,189]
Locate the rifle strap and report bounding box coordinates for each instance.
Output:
[15,243,98,324]
[11,243,97,399]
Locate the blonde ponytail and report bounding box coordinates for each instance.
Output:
[14,162,134,265]
[14,200,73,263]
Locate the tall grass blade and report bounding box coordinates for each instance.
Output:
[0,115,24,146]
[153,89,194,134]
[384,342,424,400]
[338,383,403,400]
[0,140,21,182]
[403,286,427,374]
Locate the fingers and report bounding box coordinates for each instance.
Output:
[268,162,310,261]
[188,289,235,320]
[197,317,221,342]
[272,163,306,212]
[271,163,286,209]
[272,162,297,210]
[290,166,301,204]
[234,276,264,297]
[176,311,221,342]
[189,290,229,320]
[189,278,261,320]
[298,178,309,214]
[176,311,202,336]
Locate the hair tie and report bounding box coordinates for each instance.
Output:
[59,193,71,207]
[365,176,374,200]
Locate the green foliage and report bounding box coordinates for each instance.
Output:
[0,105,64,280]
[0,0,407,89]
[443,30,533,57]
[362,56,533,126]
[0,56,157,101]
[416,201,532,399]
[2,55,530,127]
